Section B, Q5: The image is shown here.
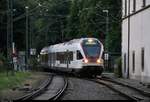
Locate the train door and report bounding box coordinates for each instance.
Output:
[67,50,78,70]
[66,50,69,69]
[53,52,56,67]
[76,50,83,68]
[52,53,54,68]
[49,53,52,68]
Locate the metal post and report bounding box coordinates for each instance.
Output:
[29,16,32,63]
[60,21,64,42]
[102,10,109,48]
[7,0,14,61]
[106,11,109,39]
[10,0,15,75]
[25,6,29,70]
[10,0,13,47]
[103,10,109,71]
[7,0,10,60]
[46,26,49,46]
[7,0,11,76]
[29,17,32,49]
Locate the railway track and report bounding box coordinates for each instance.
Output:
[12,72,149,101]
[13,74,68,101]
[90,77,150,102]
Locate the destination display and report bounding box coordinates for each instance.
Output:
[83,39,99,46]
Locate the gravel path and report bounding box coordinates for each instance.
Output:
[61,77,128,100]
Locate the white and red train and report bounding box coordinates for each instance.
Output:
[40,38,104,76]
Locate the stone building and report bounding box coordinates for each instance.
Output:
[122,0,150,82]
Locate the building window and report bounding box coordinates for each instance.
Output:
[141,48,145,71]
[133,0,136,12]
[124,0,127,16]
[142,0,146,7]
[132,51,135,73]
[124,53,126,73]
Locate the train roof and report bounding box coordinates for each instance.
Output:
[51,38,101,46]
[48,38,103,52]
[40,46,49,55]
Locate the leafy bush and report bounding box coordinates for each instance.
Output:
[29,57,40,71]
[0,53,7,72]
[114,57,122,78]
[0,72,31,90]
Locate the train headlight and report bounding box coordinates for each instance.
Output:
[97,59,101,63]
[97,59,103,64]
[83,59,88,63]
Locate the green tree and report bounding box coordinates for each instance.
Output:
[1,0,122,56]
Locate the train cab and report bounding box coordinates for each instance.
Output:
[79,38,104,75]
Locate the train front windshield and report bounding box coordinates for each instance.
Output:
[82,39,101,58]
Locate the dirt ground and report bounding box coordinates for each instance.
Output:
[0,72,50,101]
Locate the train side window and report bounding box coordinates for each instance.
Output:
[77,50,83,60]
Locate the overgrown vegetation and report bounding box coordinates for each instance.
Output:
[0,72,31,90]
[29,57,42,71]
[114,57,122,78]
[0,53,7,72]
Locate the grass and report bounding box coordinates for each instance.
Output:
[0,72,31,90]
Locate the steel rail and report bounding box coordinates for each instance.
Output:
[92,79,137,101]
[13,74,68,101]
[82,77,135,101]
[101,76,150,97]
[50,76,68,100]
[13,74,53,101]
[32,75,68,100]
[93,77,150,101]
